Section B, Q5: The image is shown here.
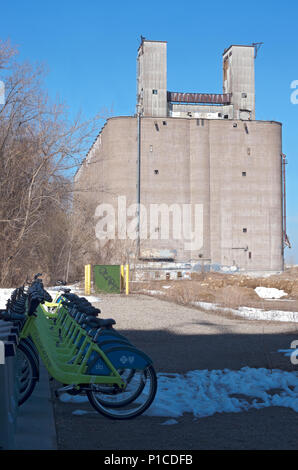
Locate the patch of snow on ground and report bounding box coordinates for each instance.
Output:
[83,295,102,303]
[142,290,165,296]
[60,368,298,419]
[236,306,298,323]
[194,301,220,311]
[59,393,89,404]
[192,301,298,323]
[255,287,287,299]
[143,368,298,418]
[0,289,14,309]
[72,409,97,416]
[161,419,178,425]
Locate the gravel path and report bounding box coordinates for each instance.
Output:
[51,293,298,450]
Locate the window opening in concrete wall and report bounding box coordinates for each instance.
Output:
[154,169,159,174]
[243,228,247,233]
[242,171,246,176]
[152,89,158,94]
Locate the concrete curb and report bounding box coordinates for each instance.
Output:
[15,365,57,450]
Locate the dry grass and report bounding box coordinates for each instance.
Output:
[131,268,298,316]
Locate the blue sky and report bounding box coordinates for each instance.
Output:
[1,0,297,263]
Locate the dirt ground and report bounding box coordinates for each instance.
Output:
[50,293,298,450]
[131,265,298,313]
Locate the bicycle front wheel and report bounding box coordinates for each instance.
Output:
[88,368,146,408]
[86,365,157,420]
[16,342,39,406]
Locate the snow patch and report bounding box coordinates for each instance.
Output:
[161,419,178,425]
[255,287,287,299]
[192,301,298,323]
[0,289,14,309]
[59,393,88,404]
[143,368,298,418]
[72,409,97,416]
[61,368,298,419]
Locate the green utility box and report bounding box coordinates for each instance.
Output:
[93,265,121,293]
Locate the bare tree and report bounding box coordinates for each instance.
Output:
[0,39,105,286]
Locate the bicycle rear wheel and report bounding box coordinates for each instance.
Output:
[86,365,157,420]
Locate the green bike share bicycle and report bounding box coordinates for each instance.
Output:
[0,275,157,419]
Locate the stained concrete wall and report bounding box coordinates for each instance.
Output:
[223,45,255,120]
[75,116,283,271]
[137,40,167,117]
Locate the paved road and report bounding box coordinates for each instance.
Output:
[51,293,298,450]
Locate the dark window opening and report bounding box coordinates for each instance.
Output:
[249,251,252,259]
[242,171,246,176]
[243,228,247,233]
[163,121,167,126]
[154,169,159,175]
[152,89,158,95]
[224,115,229,119]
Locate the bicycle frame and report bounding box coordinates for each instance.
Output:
[43,290,64,316]
[20,305,126,389]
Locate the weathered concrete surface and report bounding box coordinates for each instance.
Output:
[75,116,283,271]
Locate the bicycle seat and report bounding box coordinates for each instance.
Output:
[85,316,115,328]
[78,306,101,315]
[75,299,91,306]
[63,293,80,302]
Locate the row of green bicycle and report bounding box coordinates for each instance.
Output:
[0,275,157,419]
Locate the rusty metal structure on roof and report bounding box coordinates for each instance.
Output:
[167,92,232,105]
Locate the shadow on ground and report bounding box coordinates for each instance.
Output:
[50,327,298,450]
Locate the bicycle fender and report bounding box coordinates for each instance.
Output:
[105,346,153,370]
